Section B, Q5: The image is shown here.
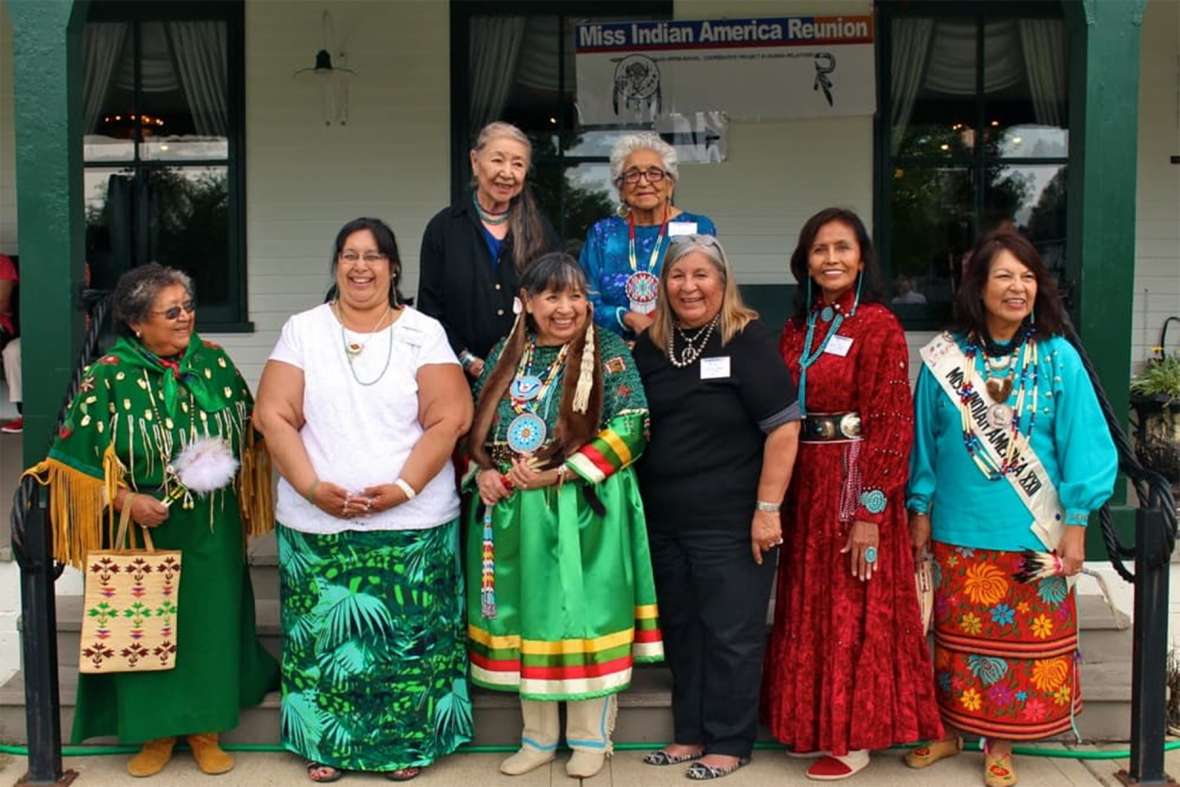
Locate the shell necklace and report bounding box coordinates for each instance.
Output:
[667,315,719,368]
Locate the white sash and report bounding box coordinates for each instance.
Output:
[921,332,1065,551]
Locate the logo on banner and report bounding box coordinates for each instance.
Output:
[813,52,836,106]
[612,55,661,116]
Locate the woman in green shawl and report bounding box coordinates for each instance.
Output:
[466,252,664,780]
[26,263,278,778]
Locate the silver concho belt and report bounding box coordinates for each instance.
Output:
[801,411,863,443]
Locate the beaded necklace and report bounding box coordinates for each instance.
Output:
[797,277,861,417]
[627,205,670,276]
[958,333,1040,479]
[666,315,719,368]
[474,193,510,226]
[510,340,568,417]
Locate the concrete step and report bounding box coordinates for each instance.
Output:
[5,590,1136,746]
[43,593,1135,674]
[0,663,676,747]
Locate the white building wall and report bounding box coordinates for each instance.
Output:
[205,0,451,386]
[0,2,17,254]
[1132,0,1180,368]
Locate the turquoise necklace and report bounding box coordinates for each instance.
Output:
[797,276,862,417]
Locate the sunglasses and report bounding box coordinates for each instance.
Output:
[152,300,196,321]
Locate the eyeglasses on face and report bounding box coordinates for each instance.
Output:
[152,300,196,321]
[617,168,667,186]
[338,252,389,265]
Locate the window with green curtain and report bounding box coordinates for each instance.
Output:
[82,0,248,331]
[877,2,1070,330]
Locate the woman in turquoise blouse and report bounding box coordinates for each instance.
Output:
[905,231,1116,787]
[579,133,716,339]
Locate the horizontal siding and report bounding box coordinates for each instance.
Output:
[1133,0,1180,367]
[205,0,451,389]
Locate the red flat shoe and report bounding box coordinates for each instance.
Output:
[805,751,870,781]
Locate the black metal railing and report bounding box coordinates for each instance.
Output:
[10,289,111,785]
[1065,319,1177,786]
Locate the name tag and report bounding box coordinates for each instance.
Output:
[700,356,731,379]
[824,335,853,357]
[668,221,698,237]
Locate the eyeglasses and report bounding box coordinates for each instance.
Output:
[617,168,668,186]
[152,300,196,321]
[338,252,389,265]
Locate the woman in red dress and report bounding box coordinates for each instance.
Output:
[762,208,942,780]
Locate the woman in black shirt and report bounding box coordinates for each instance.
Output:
[633,234,801,780]
[418,121,558,379]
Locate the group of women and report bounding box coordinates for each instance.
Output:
[36,120,1117,786]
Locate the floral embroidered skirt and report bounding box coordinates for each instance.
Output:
[277,521,472,772]
[932,541,1082,740]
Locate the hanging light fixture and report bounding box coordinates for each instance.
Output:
[293,11,357,126]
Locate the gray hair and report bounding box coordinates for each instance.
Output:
[609,132,678,187]
[664,234,726,279]
[472,121,533,165]
[112,262,194,332]
[649,234,756,348]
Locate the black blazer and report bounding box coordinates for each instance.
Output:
[417,197,559,360]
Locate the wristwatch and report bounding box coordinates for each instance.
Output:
[755,500,781,513]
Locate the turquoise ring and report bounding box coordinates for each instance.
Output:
[864,546,878,564]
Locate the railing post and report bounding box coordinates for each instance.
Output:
[14,484,75,786]
[1118,507,1174,786]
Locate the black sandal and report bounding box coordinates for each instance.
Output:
[385,766,422,781]
[306,762,344,783]
[644,748,705,766]
[686,757,750,780]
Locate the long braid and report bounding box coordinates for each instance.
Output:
[573,320,595,414]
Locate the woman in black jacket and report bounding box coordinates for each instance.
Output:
[418,122,558,379]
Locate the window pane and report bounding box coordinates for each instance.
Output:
[986,163,1069,296]
[137,21,230,161]
[891,18,977,159]
[530,162,617,251]
[84,22,135,162]
[84,167,136,290]
[983,19,1068,158]
[469,16,562,135]
[146,166,230,305]
[83,166,229,306]
[888,165,975,314]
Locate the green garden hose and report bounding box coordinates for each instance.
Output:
[1,739,1177,760]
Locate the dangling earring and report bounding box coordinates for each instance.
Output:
[850,272,864,316]
[135,330,142,339]
[616,201,629,218]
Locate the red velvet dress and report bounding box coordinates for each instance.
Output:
[761,292,943,755]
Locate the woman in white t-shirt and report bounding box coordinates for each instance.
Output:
[254,217,474,783]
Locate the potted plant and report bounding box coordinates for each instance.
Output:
[1130,317,1180,484]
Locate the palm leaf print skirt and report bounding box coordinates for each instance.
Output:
[277,521,472,771]
[932,542,1082,741]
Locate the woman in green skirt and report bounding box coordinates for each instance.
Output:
[26,263,278,777]
[254,217,475,782]
[467,252,664,780]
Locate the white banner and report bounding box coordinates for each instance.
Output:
[656,112,728,163]
[575,16,876,125]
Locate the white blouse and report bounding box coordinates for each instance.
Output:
[269,303,460,533]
